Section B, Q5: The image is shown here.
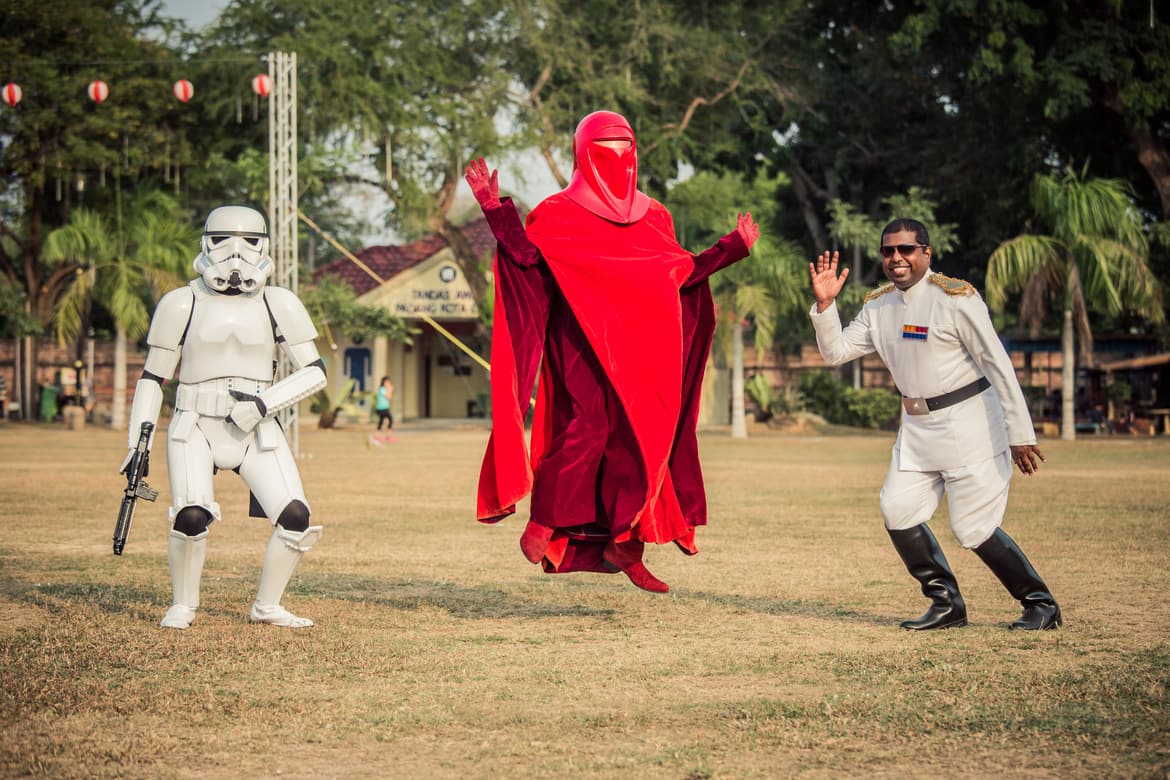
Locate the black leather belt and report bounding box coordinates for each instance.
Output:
[902,376,991,415]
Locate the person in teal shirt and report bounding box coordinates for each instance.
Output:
[371,376,394,445]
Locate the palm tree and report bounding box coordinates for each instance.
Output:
[710,239,805,438]
[44,190,196,429]
[668,171,806,438]
[986,168,1163,441]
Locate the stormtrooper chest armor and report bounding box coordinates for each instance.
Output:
[178,284,276,384]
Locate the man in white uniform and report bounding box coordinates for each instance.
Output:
[808,218,1060,631]
[123,205,327,629]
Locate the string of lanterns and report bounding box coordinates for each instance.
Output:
[0,74,272,108]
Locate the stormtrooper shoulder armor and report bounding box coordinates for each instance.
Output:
[147,284,197,350]
[263,287,318,345]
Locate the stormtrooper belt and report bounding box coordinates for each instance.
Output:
[175,378,271,417]
[902,376,990,415]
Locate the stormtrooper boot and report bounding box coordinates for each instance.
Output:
[249,525,322,628]
[887,525,968,630]
[161,529,208,629]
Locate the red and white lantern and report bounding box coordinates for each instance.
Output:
[172,79,194,103]
[87,80,109,104]
[251,73,271,98]
[2,83,21,107]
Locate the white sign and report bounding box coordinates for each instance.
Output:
[362,251,480,320]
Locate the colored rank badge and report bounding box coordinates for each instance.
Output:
[902,324,929,341]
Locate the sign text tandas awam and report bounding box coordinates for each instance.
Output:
[394,286,477,317]
[363,254,480,320]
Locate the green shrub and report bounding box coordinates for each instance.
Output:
[771,383,806,417]
[799,371,852,424]
[799,370,900,428]
[744,374,775,421]
[844,387,902,429]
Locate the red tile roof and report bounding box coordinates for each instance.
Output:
[312,217,497,297]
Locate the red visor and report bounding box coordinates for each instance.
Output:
[562,111,651,224]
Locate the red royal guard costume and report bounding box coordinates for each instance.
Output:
[467,110,758,592]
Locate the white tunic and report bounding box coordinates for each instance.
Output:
[809,271,1035,472]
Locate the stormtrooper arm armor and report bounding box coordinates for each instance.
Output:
[226,356,326,432]
[126,347,180,448]
[227,288,327,432]
[126,287,192,450]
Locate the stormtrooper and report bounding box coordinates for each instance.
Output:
[124,205,327,629]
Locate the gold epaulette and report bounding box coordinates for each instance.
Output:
[864,283,896,303]
[929,273,976,296]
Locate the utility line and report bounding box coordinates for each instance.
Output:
[297,209,491,373]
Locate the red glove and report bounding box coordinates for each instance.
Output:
[464,157,501,210]
[736,212,760,250]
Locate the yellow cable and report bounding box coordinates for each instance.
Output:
[298,209,491,373]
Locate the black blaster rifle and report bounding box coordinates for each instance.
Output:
[114,421,159,555]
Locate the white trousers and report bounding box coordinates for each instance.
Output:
[879,449,1012,549]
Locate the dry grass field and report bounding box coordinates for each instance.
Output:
[1,420,1167,779]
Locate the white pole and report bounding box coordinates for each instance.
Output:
[269,51,300,453]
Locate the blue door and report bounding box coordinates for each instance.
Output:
[344,347,371,392]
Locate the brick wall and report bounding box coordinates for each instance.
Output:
[0,338,145,418]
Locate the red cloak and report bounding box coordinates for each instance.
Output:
[477,195,746,573]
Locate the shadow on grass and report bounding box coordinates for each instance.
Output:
[3,573,897,626]
[1,574,618,624]
[1,578,171,625]
[0,579,277,626]
[292,572,620,620]
[678,589,896,627]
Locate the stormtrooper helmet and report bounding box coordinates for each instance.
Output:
[193,205,274,293]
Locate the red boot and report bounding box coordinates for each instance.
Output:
[604,540,669,593]
[519,521,554,563]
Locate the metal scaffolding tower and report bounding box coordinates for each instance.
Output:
[267,51,300,454]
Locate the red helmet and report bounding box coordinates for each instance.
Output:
[562,111,651,224]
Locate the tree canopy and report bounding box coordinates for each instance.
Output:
[2,0,1166,415]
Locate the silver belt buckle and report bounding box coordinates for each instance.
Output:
[903,396,929,415]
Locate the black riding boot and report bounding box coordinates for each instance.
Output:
[887,525,968,630]
[973,529,1062,630]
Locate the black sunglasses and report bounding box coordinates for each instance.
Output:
[879,243,928,259]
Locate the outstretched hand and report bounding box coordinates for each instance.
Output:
[809,250,849,312]
[464,157,501,210]
[736,212,760,250]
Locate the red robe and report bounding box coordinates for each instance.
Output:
[477,195,748,573]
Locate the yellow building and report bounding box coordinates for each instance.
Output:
[313,219,496,421]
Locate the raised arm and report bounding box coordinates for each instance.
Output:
[464,158,541,268]
[807,250,874,365]
[809,250,850,313]
[684,212,758,287]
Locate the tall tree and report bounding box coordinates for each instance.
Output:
[508,0,807,193]
[898,0,1170,221]
[667,170,805,437]
[203,0,522,312]
[43,189,196,428]
[986,168,1163,440]
[0,0,195,416]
